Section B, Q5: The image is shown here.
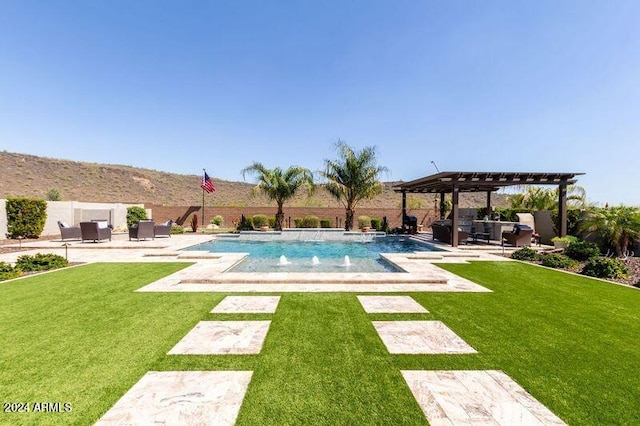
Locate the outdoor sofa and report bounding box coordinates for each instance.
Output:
[80,221,112,243]
[58,221,82,241]
[431,222,469,244]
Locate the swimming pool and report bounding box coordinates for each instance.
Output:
[187,236,439,272]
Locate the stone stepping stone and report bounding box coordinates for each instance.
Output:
[168,321,270,355]
[96,370,252,425]
[401,370,566,425]
[372,321,476,354]
[358,295,428,313]
[211,296,281,314]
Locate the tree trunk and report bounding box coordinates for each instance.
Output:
[275,207,285,231]
[345,208,355,231]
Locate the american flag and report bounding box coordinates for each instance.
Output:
[201,171,216,193]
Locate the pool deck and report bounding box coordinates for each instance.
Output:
[0,232,540,293]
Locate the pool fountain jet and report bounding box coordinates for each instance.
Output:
[342,255,351,267]
[312,255,320,265]
[278,255,291,266]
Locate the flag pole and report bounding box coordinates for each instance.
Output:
[202,168,206,230]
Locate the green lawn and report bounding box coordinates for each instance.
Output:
[0,261,639,425]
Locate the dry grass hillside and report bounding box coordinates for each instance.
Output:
[0,151,508,208]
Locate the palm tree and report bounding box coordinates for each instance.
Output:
[581,206,640,257]
[320,141,388,231]
[508,185,589,210]
[241,163,314,231]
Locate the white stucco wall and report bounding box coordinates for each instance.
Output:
[0,199,6,239]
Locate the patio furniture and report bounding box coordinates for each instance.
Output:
[469,222,492,244]
[129,220,155,241]
[58,221,82,241]
[516,213,541,245]
[501,226,534,247]
[432,223,469,245]
[154,220,173,238]
[80,221,112,243]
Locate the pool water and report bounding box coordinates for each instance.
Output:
[188,236,438,273]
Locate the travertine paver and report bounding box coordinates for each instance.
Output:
[211,296,281,314]
[168,321,270,355]
[372,321,476,354]
[401,370,566,425]
[138,281,491,293]
[96,371,252,425]
[357,295,428,313]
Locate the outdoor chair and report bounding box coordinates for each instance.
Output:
[80,221,112,243]
[431,223,469,245]
[154,220,173,238]
[129,220,155,241]
[501,226,534,247]
[58,221,82,241]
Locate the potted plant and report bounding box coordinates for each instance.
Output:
[551,235,578,249]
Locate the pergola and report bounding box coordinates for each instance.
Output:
[393,171,584,247]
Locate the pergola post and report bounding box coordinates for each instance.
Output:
[440,192,446,220]
[486,191,492,215]
[558,183,568,237]
[451,182,459,247]
[401,190,407,230]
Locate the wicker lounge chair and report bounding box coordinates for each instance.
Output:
[154,220,172,238]
[129,220,155,241]
[58,221,82,241]
[80,221,112,243]
[501,226,533,247]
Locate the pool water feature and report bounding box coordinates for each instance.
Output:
[187,236,439,273]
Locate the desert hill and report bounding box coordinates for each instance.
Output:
[0,151,508,209]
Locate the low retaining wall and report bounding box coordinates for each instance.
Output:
[217,229,386,242]
[144,204,438,230]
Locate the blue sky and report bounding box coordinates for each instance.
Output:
[1,1,638,205]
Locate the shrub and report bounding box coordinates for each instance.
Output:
[302,215,320,228]
[46,188,62,201]
[237,215,254,231]
[511,247,541,261]
[358,215,371,229]
[268,216,276,228]
[15,253,68,272]
[541,253,578,269]
[126,206,148,228]
[371,217,381,230]
[0,261,21,281]
[320,218,331,228]
[191,214,198,232]
[551,236,579,244]
[6,197,47,238]
[581,257,629,279]
[211,215,224,226]
[565,241,600,261]
[294,218,303,228]
[253,214,269,228]
[170,224,185,234]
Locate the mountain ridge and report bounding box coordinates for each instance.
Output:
[0,151,508,208]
